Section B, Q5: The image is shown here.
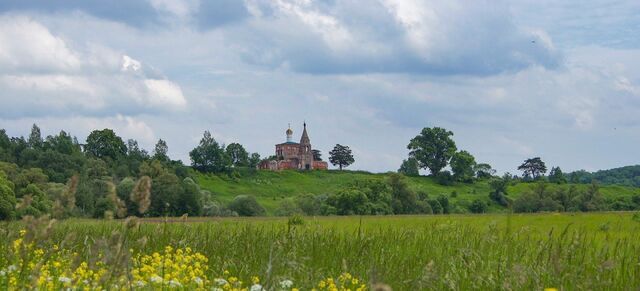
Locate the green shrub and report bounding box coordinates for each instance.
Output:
[468,199,488,213]
[228,195,266,216]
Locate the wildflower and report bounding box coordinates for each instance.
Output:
[280,279,294,289]
[150,275,163,284]
[250,284,264,291]
[168,279,182,287]
[193,277,204,285]
[215,278,228,286]
[7,265,17,272]
[134,280,146,287]
[252,276,260,284]
[58,276,72,283]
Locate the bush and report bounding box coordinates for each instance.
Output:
[428,199,443,214]
[227,195,266,216]
[435,171,454,186]
[275,198,302,216]
[468,199,488,213]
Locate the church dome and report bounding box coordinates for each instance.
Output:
[286,128,293,135]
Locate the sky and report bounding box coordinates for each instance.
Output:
[0,0,639,174]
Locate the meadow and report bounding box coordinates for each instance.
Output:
[3,212,640,290]
[196,170,640,214]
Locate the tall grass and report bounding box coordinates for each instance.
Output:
[2,213,640,289]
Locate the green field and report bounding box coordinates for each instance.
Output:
[3,212,640,290]
[196,170,640,214]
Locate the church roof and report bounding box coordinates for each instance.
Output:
[300,122,310,144]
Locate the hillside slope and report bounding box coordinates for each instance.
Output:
[195,170,640,214]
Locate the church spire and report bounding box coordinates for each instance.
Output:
[300,122,310,144]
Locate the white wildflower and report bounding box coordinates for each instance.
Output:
[215,278,228,286]
[280,279,294,289]
[7,265,17,272]
[193,277,203,285]
[250,284,264,291]
[134,280,146,287]
[168,279,182,287]
[0,270,5,276]
[150,275,163,284]
[58,276,72,283]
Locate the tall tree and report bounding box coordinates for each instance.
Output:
[28,124,43,149]
[189,131,229,173]
[153,139,169,162]
[0,171,16,220]
[474,163,496,179]
[548,166,567,184]
[518,157,547,180]
[225,143,249,167]
[84,129,126,160]
[127,139,149,160]
[407,127,457,175]
[450,150,476,182]
[312,149,323,161]
[398,157,419,177]
[329,144,354,170]
[248,153,261,168]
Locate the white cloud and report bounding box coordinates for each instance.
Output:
[144,79,187,107]
[0,15,187,118]
[0,15,81,73]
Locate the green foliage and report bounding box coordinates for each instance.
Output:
[469,199,488,213]
[190,131,230,173]
[450,150,476,182]
[518,157,547,181]
[329,144,355,170]
[388,174,418,214]
[85,129,127,160]
[548,166,567,184]
[407,127,457,175]
[180,177,203,216]
[568,165,640,187]
[311,149,323,161]
[398,157,419,177]
[228,195,266,216]
[327,189,370,215]
[0,171,16,220]
[248,153,261,168]
[474,163,495,179]
[152,139,170,162]
[226,143,249,167]
[275,198,303,216]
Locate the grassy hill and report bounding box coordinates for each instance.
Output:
[195,169,640,214]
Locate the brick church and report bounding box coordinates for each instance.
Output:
[259,123,328,171]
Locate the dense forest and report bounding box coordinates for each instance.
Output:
[0,125,639,220]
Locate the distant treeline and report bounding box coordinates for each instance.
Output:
[1,124,639,220]
[567,166,640,187]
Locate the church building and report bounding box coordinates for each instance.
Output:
[259,123,328,171]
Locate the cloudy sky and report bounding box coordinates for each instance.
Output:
[0,0,638,174]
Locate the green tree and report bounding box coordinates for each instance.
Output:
[329,144,354,170]
[548,166,567,184]
[28,124,43,149]
[0,171,17,220]
[312,149,323,161]
[226,143,249,167]
[248,153,261,168]
[474,163,495,179]
[327,189,371,215]
[180,178,203,216]
[518,157,547,180]
[85,129,127,160]
[398,157,419,177]
[450,150,476,182]
[153,139,169,162]
[407,127,457,175]
[189,131,230,173]
[469,199,488,213]
[388,174,418,214]
[228,195,266,216]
